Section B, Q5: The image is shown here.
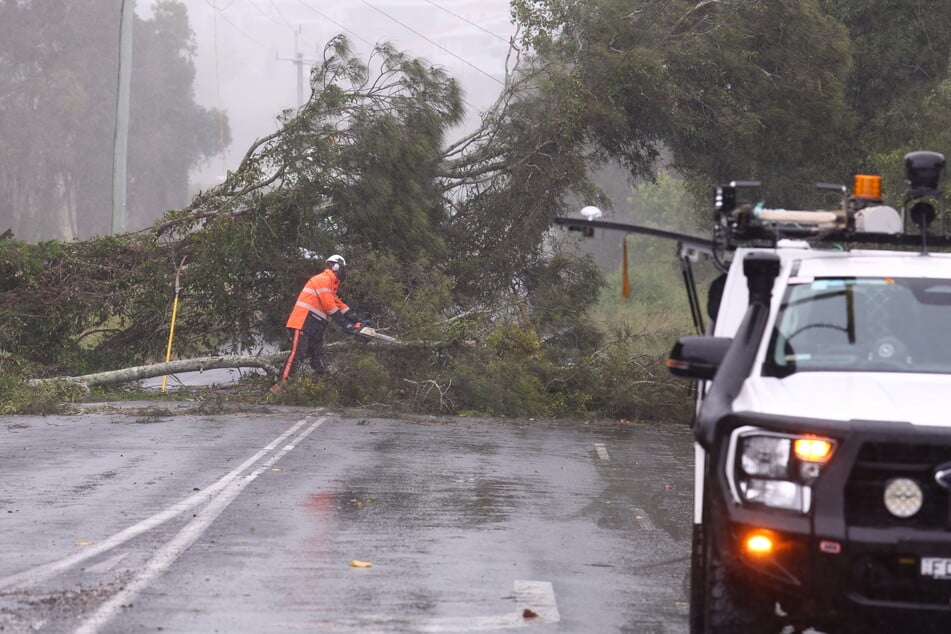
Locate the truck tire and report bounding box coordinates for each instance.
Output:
[700,527,777,634]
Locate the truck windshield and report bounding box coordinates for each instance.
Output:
[764,277,951,377]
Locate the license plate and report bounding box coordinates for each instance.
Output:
[920,557,951,579]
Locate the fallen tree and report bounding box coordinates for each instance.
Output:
[0,37,616,419]
[25,335,476,390]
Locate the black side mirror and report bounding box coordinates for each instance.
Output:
[667,336,733,381]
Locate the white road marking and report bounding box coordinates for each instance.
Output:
[280,580,560,632]
[0,416,317,592]
[633,507,655,530]
[75,417,326,634]
[514,580,560,622]
[84,552,128,574]
[408,579,559,632]
[594,443,610,460]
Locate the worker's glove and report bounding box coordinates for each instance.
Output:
[331,312,350,329]
[346,312,371,328]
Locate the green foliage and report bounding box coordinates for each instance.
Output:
[0,352,82,415]
[521,253,604,332]
[343,250,453,339]
[585,263,704,421]
[451,357,551,417]
[818,0,951,154]
[486,322,542,357]
[269,375,339,408]
[626,171,707,234]
[0,236,141,365]
[334,350,392,405]
[513,0,946,207]
[447,322,553,417]
[600,261,692,339]
[662,0,855,203]
[334,111,449,262]
[586,345,693,421]
[0,378,79,416]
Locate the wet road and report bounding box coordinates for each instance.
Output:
[0,405,693,633]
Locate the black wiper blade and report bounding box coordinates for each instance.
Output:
[846,284,855,344]
[782,288,848,309]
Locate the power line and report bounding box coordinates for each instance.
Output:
[266,0,320,52]
[356,0,503,85]
[296,0,481,112]
[295,0,374,47]
[421,0,511,46]
[204,0,238,10]
[266,0,296,30]
[246,0,291,29]
[215,9,274,50]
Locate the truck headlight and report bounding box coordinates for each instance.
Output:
[729,428,836,513]
[740,436,791,478]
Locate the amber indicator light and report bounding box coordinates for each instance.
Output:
[853,174,882,200]
[744,533,774,556]
[794,437,834,463]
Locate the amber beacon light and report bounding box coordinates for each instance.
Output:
[853,174,882,201]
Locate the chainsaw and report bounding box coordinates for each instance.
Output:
[350,322,397,342]
[354,323,376,337]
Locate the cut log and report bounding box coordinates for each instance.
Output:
[26,336,475,389]
[25,354,287,390]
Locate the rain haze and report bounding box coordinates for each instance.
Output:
[139,0,516,189]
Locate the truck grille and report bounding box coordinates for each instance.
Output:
[845,442,951,529]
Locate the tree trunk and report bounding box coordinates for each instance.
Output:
[26,335,475,389]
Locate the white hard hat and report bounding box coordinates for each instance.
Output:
[326,254,346,271]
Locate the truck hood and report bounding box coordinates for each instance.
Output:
[733,373,951,427]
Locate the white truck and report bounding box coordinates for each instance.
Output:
[667,151,951,633]
[558,150,951,633]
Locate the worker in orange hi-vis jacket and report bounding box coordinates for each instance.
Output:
[272,254,365,392]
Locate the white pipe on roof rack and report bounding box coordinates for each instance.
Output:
[754,208,839,224]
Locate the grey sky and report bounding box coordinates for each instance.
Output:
[138,0,516,187]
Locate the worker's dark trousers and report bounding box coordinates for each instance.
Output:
[280,314,328,381]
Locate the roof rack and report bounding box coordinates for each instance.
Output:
[552,151,948,333]
[557,152,948,256]
[713,151,949,257]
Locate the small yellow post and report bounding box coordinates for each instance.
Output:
[161,257,187,393]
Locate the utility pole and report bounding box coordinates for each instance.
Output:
[112,0,134,235]
[276,26,316,107]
